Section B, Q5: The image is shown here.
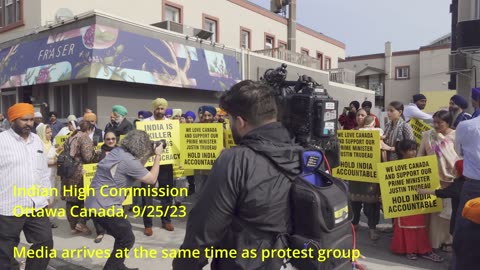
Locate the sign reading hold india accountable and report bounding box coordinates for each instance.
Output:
[180,123,223,170]
[377,155,442,219]
[333,130,381,183]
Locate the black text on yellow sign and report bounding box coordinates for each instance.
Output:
[83,164,132,205]
[377,155,442,219]
[180,123,224,170]
[224,129,236,149]
[135,120,181,167]
[333,130,381,183]
[410,119,433,145]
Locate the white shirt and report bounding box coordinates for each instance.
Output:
[0,129,50,216]
[143,116,170,121]
[455,117,480,180]
[403,103,433,122]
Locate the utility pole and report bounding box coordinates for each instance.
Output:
[287,0,296,52]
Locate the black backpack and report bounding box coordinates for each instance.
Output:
[57,137,78,178]
[247,146,354,270]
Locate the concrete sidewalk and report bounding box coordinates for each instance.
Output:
[17,200,450,270]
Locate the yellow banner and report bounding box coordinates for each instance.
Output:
[377,155,442,219]
[54,135,69,148]
[180,123,224,170]
[82,164,132,205]
[410,119,433,145]
[136,120,181,167]
[173,164,194,178]
[224,129,236,149]
[333,130,381,183]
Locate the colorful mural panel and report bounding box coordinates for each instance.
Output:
[0,24,240,91]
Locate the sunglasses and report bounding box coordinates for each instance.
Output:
[105,138,116,141]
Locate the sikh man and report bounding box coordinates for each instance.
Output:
[140,98,175,235]
[403,94,432,122]
[0,103,53,270]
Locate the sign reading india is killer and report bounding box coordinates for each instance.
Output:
[135,120,181,167]
[180,123,224,170]
[377,155,442,219]
[83,164,132,205]
[410,119,433,145]
[333,130,381,183]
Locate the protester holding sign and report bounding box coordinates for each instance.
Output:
[381,101,415,161]
[390,139,443,262]
[140,98,175,235]
[348,108,381,241]
[417,110,459,251]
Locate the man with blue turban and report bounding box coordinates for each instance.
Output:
[184,111,196,123]
[198,105,216,123]
[450,94,471,129]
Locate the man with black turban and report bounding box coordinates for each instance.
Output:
[449,94,471,129]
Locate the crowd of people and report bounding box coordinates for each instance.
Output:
[338,89,480,268]
[1,84,480,270]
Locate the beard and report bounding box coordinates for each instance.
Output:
[155,112,165,120]
[115,116,124,124]
[13,124,32,137]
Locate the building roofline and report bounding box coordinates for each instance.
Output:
[228,0,346,49]
[342,43,451,62]
[419,43,451,51]
[342,53,385,62]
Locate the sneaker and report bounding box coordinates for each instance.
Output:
[144,227,153,236]
[162,223,174,231]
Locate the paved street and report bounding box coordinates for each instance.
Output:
[17,198,451,270]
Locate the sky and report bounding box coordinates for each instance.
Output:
[249,0,452,56]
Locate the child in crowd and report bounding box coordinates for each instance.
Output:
[418,160,466,243]
[360,115,385,137]
[390,139,444,262]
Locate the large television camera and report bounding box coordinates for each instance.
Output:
[262,64,340,168]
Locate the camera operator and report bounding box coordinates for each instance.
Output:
[85,130,164,270]
[173,80,303,270]
[338,101,360,130]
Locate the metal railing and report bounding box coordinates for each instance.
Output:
[326,68,356,86]
[254,47,322,70]
[254,48,356,85]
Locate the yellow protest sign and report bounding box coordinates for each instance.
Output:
[180,123,224,170]
[83,164,132,205]
[224,129,236,149]
[96,142,104,150]
[409,119,433,145]
[136,120,181,167]
[333,130,381,183]
[377,155,442,219]
[173,164,194,178]
[54,135,69,148]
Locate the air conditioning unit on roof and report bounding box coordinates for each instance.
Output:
[151,21,213,40]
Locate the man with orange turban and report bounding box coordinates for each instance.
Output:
[84,112,104,143]
[0,103,53,270]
